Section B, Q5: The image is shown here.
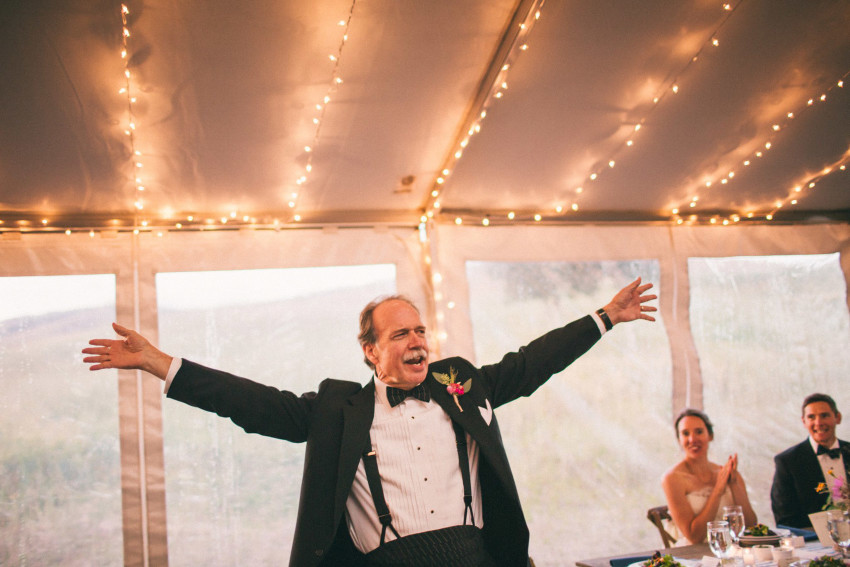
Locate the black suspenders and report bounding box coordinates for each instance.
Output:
[452,421,474,527]
[362,420,475,545]
[362,437,401,544]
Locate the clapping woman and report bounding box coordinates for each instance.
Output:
[661,408,758,544]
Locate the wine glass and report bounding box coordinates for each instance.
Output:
[826,509,850,558]
[723,505,746,544]
[708,521,735,566]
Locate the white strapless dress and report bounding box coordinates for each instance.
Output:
[667,485,735,546]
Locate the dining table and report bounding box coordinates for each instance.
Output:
[575,542,711,567]
[575,540,844,567]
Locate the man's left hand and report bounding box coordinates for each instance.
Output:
[603,277,657,325]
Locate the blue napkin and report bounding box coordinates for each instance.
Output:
[610,555,652,567]
[777,525,819,542]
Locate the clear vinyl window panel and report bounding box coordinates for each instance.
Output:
[465,260,671,567]
[688,253,850,524]
[0,275,121,566]
[156,264,396,566]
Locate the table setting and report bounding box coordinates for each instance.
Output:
[646,511,847,567]
[592,510,849,567]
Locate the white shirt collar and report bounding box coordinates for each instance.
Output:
[372,374,391,408]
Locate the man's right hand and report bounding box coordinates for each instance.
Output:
[82,322,172,380]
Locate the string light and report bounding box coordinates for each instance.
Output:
[554,1,744,220]
[669,68,849,225]
[3,1,846,235]
[287,0,358,223]
[435,1,848,229]
[119,3,148,230]
[422,0,547,220]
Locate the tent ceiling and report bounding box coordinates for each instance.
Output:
[1,0,849,233]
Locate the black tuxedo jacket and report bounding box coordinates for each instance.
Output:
[770,438,850,528]
[167,315,601,566]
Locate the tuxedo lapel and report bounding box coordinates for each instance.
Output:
[429,375,488,439]
[335,381,375,519]
[427,370,517,493]
[800,442,826,482]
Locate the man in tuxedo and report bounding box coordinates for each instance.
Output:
[771,393,848,528]
[83,278,656,566]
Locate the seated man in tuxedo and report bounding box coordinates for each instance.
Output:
[83,278,656,567]
[770,393,848,528]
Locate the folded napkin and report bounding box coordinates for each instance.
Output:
[777,525,819,542]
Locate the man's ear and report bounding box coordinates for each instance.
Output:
[363,343,378,367]
[836,411,843,425]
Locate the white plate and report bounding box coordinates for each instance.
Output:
[739,528,790,547]
[739,534,780,546]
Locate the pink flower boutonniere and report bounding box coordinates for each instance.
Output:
[817,468,849,511]
[432,366,472,412]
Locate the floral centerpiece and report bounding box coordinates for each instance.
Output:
[817,468,849,511]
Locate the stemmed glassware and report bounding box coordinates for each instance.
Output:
[722,505,746,545]
[708,520,736,566]
[826,509,850,559]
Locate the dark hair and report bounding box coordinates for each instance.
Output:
[674,408,714,438]
[358,295,419,370]
[802,393,839,416]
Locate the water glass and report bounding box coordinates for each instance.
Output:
[722,505,745,543]
[826,509,850,558]
[708,521,735,565]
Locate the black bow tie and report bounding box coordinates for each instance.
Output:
[386,383,430,407]
[816,445,842,459]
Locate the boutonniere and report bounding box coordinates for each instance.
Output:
[817,467,849,511]
[432,366,471,412]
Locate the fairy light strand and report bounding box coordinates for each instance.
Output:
[669,71,849,226]
[118,3,148,230]
[421,0,547,224]
[427,0,745,226]
[556,0,744,221]
[3,0,846,235]
[436,1,848,228]
[288,0,358,223]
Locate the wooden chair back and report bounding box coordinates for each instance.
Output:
[647,505,678,548]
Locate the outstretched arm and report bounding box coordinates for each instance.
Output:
[82,322,173,380]
[603,277,657,326]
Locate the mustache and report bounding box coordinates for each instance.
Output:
[404,348,427,362]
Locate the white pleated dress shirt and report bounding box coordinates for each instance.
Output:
[345,377,483,553]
